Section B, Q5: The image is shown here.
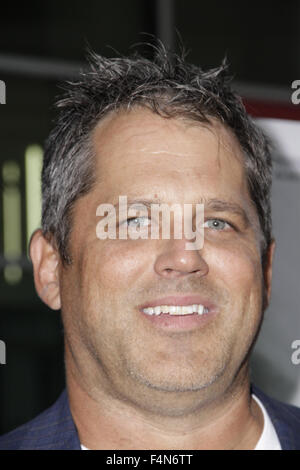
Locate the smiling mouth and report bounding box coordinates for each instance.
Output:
[142,304,209,316]
[138,295,217,330]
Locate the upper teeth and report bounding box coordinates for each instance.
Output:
[142,304,208,316]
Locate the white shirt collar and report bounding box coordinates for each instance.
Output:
[252,394,282,450]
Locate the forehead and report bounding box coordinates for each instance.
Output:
[91,108,250,207]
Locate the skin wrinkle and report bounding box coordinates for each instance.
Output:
[31,107,274,449]
[93,115,259,240]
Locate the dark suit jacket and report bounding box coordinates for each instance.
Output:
[0,385,300,450]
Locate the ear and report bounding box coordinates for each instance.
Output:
[263,239,276,310]
[29,229,61,310]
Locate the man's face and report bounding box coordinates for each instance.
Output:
[59,108,270,413]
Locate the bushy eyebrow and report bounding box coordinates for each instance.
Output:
[112,197,252,227]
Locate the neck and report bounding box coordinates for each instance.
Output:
[66,357,263,450]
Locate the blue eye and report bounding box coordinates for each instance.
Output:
[204,219,230,230]
[126,217,150,228]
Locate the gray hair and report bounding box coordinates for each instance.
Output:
[42,45,272,266]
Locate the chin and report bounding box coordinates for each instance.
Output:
[130,365,226,394]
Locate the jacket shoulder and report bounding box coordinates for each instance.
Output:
[252,384,300,449]
[0,389,80,450]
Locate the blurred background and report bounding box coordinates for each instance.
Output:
[0,0,300,434]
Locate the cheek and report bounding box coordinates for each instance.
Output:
[207,242,263,302]
[80,240,150,291]
[206,243,264,360]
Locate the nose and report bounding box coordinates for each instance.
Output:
[154,238,209,279]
